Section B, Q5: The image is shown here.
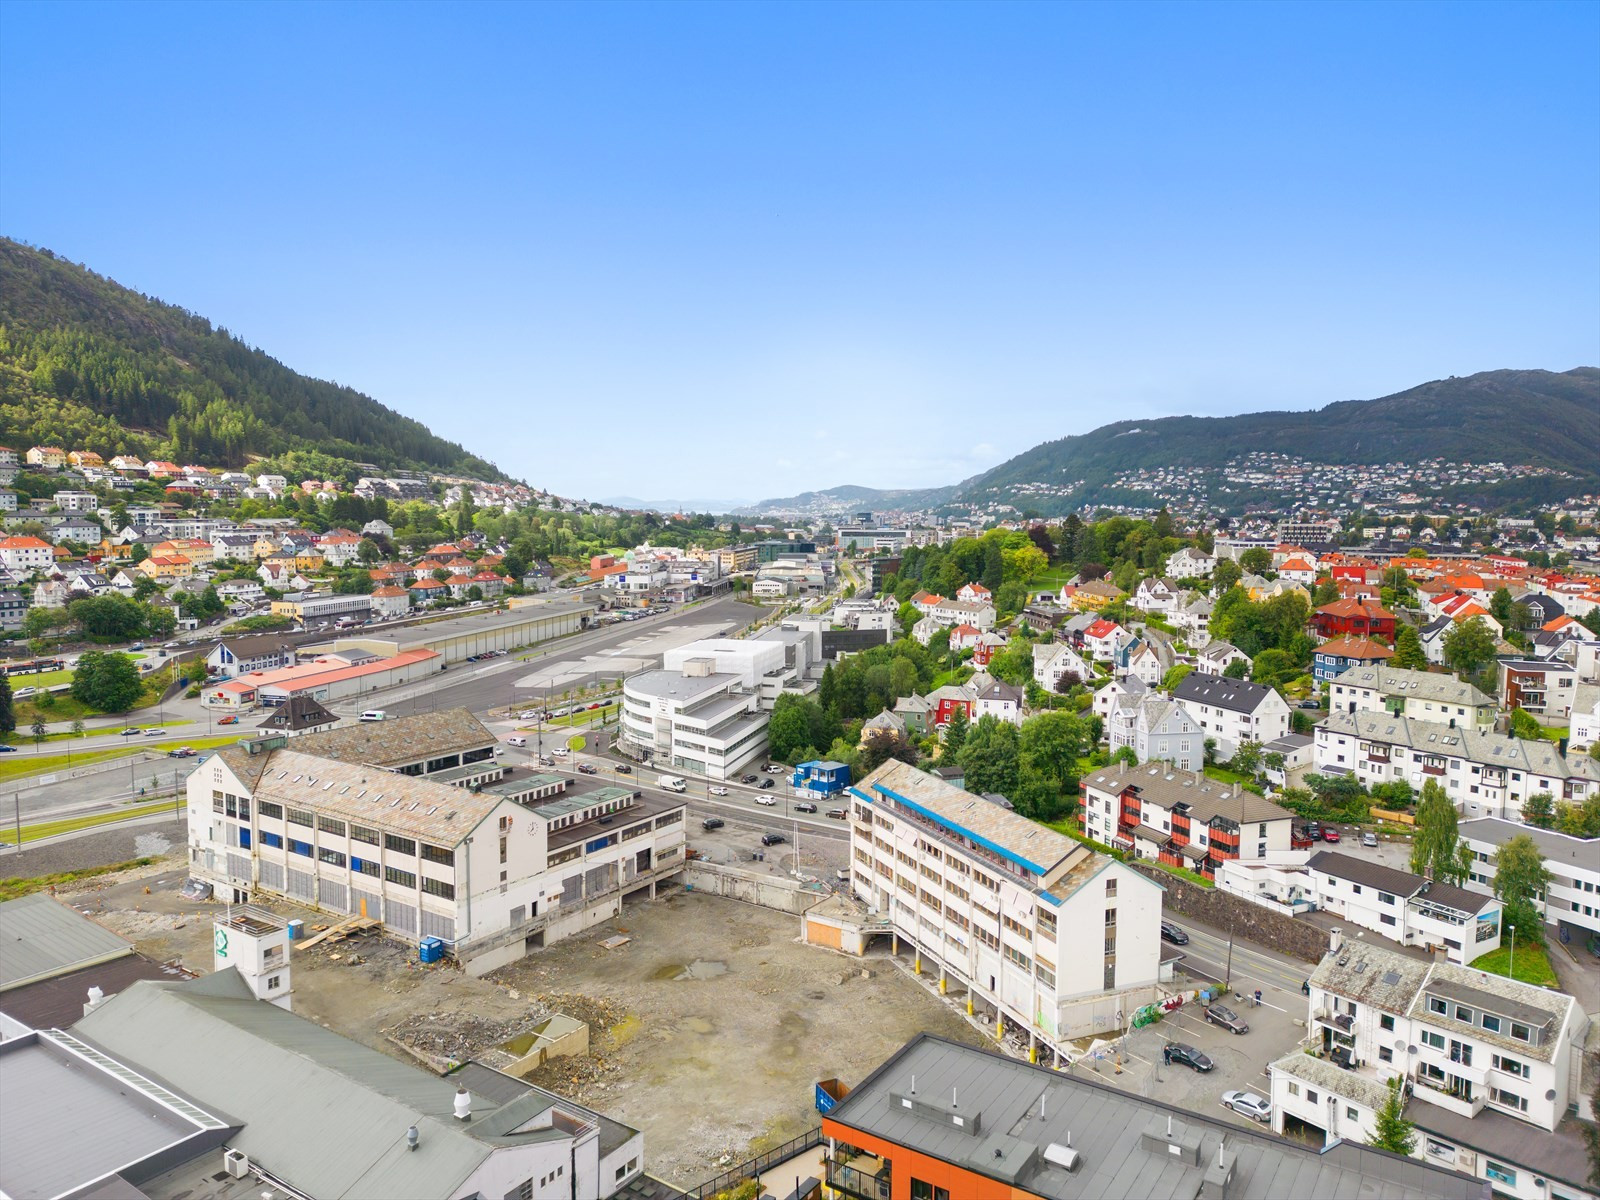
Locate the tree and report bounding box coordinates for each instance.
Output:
[1020,712,1088,788]
[1371,1077,1416,1155]
[1223,657,1249,679]
[1520,792,1555,829]
[69,651,143,714]
[1161,664,1194,692]
[1410,780,1466,883]
[1489,586,1515,627]
[942,706,969,759]
[1391,623,1427,670]
[958,716,1021,797]
[1239,547,1273,575]
[1211,558,1242,593]
[0,675,11,735]
[30,716,46,749]
[70,718,84,738]
[1492,833,1553,946]
[1508,708,1542,741]
[1442,617,1496,677]
[356,538,381,564]
[1230,741,1263,778]
[859,728,920,774]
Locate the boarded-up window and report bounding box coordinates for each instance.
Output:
[419,909,455,941]
[258,860,284,891]
[318,879,348,912]
[561,874,582,906]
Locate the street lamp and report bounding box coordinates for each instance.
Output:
[1507,924,1516,980]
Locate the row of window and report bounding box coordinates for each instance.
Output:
[1424,995,1536,1042]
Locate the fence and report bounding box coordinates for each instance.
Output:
[690,1129,823,1200]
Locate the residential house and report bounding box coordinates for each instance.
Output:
[0,589,27,631]
[1032,640,1092,693]
[1166,546,1215,578]
[1132,576,1183,613]
[1105,697,1205,771]
[1305,851,1501,965]
[317,530,363,567]
[408,578,448,605]
[52,489,99,513]
[108,454,146,473]
[1173,595,1214,639]
[1070,579,1125,611]
[369,585,412,619]
[926,682,977,729]
[1327,663,1496,728]
[1312,636,1394,685]
[204,636,298,679]
[1173,674,1291,759]
[972,677,1024,726]
[1278,556,1318,586]
[1569,695,1600,756]
[1313,710,1600,819]
[43,515,102,544]
[1498,658,1576,722]
[910,590,945,614]
[891,692,931,735]
[210,532,257,562]
[25,446,66,468]
[1194,639,1250,677]
[143,460,181,478]
[1080,761,1298,876]
[0,535,54,575]
[1313,598,1397,641]
[930,596,996,631]
[216,579,265,605]
[1082,617,1130,662]
[1119,637,1169,687]
[860,709,908,742]
[0,489,15,512]
[137,554,193,580]
[955,581,991,605]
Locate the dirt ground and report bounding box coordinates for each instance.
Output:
[61,856,987,1188]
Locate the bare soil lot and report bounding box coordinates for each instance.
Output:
[68,861,986,1187]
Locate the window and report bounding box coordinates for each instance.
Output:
[1380,1014,1395,1031]
[288,839,312,857]
[1307,1089,1319,1104]
[267,975,281,991]
[287,807,313,827]
[1380,914,1396,926]
[355,859,379,877]
[258,801,283,820]
[1421,1030,1445,1051]
[1104,908,1117,926]
[1379,891,1396,905]
[1510,1021,1531,1042]
[1288,1082,1301,1097]
[1428,997,1448,1016]
[421,877,456,900]
[385,866,416,888]
[421,843,453,866]
[911,1183,950,1200]
[1378,1046,1393,1063]
[260,831,283,849]
[508,1182,532,1200]
[317,847,345,868]
[1492,1053,1528,1078]
[317,815,346,837]
[1351,883,1362,895]
[385,834,416,856]
[1481,1013,1501,1033]
[1346,1106,1358,1121]
[351,824,379,845]
[1454,1005,1472,1023]
[1105,877,1117,896]
[1485,1162,1517,1186]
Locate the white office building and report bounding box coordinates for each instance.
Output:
[846,759,1166,1053]
[185,711,687,975]
[621,650,773,781]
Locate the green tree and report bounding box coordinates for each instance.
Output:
[1489,586,1515,627]
[1520,792,1555,829]
[1211,558,1242,593]
[71,718,85,738]
[1020,712,1088,787]
[1239,547,1273,575]
[1509,708,1542,740]
[1371,1077,1416,1155]
[1230,741,1263,778]
[0,675,12,734]
[30,716,46,749]
[1410,780,1466,883]
[958,716,1021,797]
[1442,617,1497,677]
[1391,623,1427,670]
[942,706,969,759]
[68,651,143,714]
[1492,833,1553,946]
[1223,657,1249,679]
[859,728,920,774]
[1161,663,1194,692]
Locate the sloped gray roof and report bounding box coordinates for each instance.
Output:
[1174,673,1276,715]
[1329,663,1494,708]
[1320,710,1600,783]
[0,894,133,991]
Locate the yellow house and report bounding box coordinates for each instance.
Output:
[294,551,326,574]
[153,538,215,568]
[253,535,282,560]
[1247,578,1310,604]
[137,554,194,580]
[68,450,106,468]
[1070,579,1126,611]
[26,446,67,468]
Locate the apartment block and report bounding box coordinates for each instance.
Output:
[1326,663,1496,728]
[1172,674,1291,760]
[1459,817,1600,947]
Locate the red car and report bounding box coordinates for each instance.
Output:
[1322,828,1341,843]
[217,715,238,725]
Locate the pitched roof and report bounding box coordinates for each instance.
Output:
[1316,597,1395,620]
[1318,711,1600,783]
[1314,636,1394,661]
[0,894,133,990]
[1328,663,1491,708]
[1173,673,1279,715]
[1082,762,1293,826]
[1306,850,1426,898]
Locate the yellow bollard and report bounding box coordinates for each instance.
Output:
[1115,1053,1123,1075]
[1029,1042,1038,1064]
[996,1017,1004,1039]
[914,956,922,975]
[966,995,974,1016]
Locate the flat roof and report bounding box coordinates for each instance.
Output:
[824,1034,1480,1200]
[1410,1103,1594,1193]
[0,954,190,1031]
[546,790,684,851]
[1458,817,1600,869]
[624,668,736,703]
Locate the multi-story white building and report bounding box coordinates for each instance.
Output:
[621,652,773,781]
[1270,935,1587,1200]
[1314,711,1600,818]
[1459,817,1600,947]
[1327,663,1496,729]
[185,711,686,975]
[1306,850,1502,965]
[847,760,1165,1051]
[0,535,54,575]
[1173,674,1291,759]
[1081,762,1297,875]
[1166,546,1215,578]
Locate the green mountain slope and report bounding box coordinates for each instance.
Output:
[0,238,502,478]
[962,367,1600,506]
[737,483,961,515]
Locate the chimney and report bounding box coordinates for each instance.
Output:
[83,986,107,1017]
[1328,928,1342,956]
[453,1087,472,1121]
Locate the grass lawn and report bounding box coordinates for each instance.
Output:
[566,733,587,751]
[1468,941,1559,988]
[0,857,157,902]
[0,733,244,785]
[13,798,182,845]
[538,704,619,728]
[9,667,74,690]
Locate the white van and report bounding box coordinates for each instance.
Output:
[359,710,388,722]
[658,776,687,793]
[506,735,528,748]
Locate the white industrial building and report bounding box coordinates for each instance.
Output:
[185,711,687,975]
[846,760,1166,1054]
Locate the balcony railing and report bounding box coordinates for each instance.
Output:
[1411,1076,1485,1118]
[827,1162,891,1200]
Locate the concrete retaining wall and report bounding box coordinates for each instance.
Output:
[682,862,822,914]
[1133,863,1330,964]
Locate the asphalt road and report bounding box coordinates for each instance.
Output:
[1165,916,1316,1000]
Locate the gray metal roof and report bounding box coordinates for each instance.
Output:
[0,894,134,992]
[1307,850,1427,899]
[825,1034,1481,1199]
[1458,817,1600,870]
[1174,673,1278,715]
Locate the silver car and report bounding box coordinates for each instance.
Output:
[1222,1090,1271,1122]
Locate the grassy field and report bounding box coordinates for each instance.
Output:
[1468,941,1559,988]
[541,703,619,728]
[0,857,157,902]
[11,798,182,845]
[8,667,74,690]
[0,733,245,785]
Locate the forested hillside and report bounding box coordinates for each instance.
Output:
[0,239,502,477]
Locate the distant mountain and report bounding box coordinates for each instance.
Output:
[747,369,1599,517]
[0,238,503,478]
[735,482,961,517]
[601,496,755,514]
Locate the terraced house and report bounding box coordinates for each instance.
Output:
[184,711,686,974]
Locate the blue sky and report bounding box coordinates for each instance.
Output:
[3,1,1596,504]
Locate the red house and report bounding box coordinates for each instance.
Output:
[1312,597,1395,640]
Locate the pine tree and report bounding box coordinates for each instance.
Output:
[0,674,12,735]
[1371,1078,1416,1154]
[1391,624,1427,670]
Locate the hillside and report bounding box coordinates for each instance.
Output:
[0,238,502,478]
[964,368,1599,509]
[736,482,961,517]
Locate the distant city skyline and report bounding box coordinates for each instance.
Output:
[2,1,1595,499]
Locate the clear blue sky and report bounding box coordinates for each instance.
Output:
[3,1,1596,504]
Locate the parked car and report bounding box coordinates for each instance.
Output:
[1205,1004,1250,1035]
[1322,828,1341,843]
[167,747,196,758]
[0,745,16,753]
[760,833,786,846]
[755,796,777,806]
[144,728,163,736]
[794,802,818,814]
[1297,700,1320,710]
[702,818,725,830]
[1222,1091,1272,1122]
[217,715,238,725]
[764,764,786,774]
[759,779,775,790]
[1160,921,1189,945]
[1361,831,1379,848]
[1165,1044,1214,1072]
[709,785,729,796]
[826,809,848,820]
[120,728,142,737]
[14,687,35,698]
[740,774,759,784]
